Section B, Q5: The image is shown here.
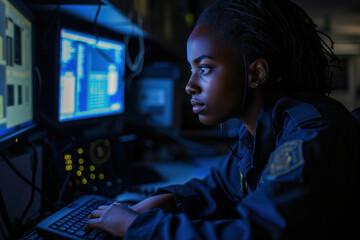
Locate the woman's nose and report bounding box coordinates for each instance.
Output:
[185,75,200,95]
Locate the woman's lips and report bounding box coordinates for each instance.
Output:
[192,104,205,113]
[190,99,205,113]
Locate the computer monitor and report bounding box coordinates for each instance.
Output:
[58,28,126,123]
[0,0,35,150]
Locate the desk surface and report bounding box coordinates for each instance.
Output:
[115,155,225,202]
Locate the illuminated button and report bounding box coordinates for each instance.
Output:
[99,173,104,180]
[78,148,84,154]
[79,166,84,171]
[89,165,95,172]
[64,154,70,160]
[78,158,84,164]
[15,138,18,143]
[66,160,72,165]
[90,173,95,180]
[185,12,195,25]
[77,171,82,176]
[82,178,87,185]
[65,165,72,171]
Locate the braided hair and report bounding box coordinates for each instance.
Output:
[196,0,338,95]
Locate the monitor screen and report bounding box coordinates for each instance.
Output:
[0,0,34,146]
[58,28,126,123]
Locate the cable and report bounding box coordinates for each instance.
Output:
[125,30,145,72]
[35,67,42,96]
[92,1,119,68]
[0,189,14,239]
[93,0,102,44]
[57,170,72,203]
[18,145,38,227]
[241,51,248,112]
[125,42,144,90]
[40,4,61,49]
[0,152,59,211]
[42,136,75,203]
[125,14,145,90]
[0,222,6,240]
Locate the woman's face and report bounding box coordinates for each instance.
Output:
[186,24,245,125]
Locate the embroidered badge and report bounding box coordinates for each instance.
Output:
[261,140,305,180]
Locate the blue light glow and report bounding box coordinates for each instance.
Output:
[58,28,126,122]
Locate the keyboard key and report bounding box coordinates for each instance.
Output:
[58,226,68,231]
[66,228,76,234]
[74,229,87,237]
[50,224,59,229]
[86,228,102,239]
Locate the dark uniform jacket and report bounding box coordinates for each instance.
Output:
[124,91,360,240]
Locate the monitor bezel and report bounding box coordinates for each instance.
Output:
[37,14,127,136]
[0,0,36,151]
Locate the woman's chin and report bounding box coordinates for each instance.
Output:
[198,115,222,126]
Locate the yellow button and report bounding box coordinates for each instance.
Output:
[82,178,87,185]
[78,148,84,154]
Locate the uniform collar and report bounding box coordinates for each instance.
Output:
[252,91,285,168]
[236,125,253,178]
[238,90,288,188]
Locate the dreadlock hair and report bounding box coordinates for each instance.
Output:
[196,0,339,95]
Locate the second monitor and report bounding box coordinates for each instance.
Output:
[58,28,126,123]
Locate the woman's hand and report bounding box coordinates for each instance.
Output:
[84,202,138,237]
[84,193,175,237]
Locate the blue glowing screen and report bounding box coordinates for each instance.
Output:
[58,28,126,122]
[0,0,34,143]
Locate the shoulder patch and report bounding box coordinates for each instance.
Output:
[261,140,305,180]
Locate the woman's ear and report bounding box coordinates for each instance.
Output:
[248,58,269,88]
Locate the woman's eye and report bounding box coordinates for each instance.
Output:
[199,66,212,75]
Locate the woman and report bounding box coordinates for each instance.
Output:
[85,0,360,239]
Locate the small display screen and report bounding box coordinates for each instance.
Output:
[58,28,126,122]
[0,0,34,143]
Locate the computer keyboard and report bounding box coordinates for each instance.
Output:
[36,194,119,239]
[19,229,44,240]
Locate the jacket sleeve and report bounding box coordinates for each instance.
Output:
[124,173,308,240]
[124,151,308,240]
[157,146,243,220]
